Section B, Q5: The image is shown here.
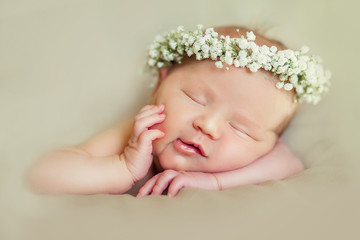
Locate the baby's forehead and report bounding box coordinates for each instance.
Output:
[170,59,296,107]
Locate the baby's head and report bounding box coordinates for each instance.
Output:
[146,25,330,173]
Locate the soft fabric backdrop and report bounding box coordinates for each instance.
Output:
[1,0,359,239]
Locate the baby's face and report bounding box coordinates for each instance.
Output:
[150,59,294,173]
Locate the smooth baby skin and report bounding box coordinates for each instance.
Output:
[138,59,302,196]
[26,58,303,196]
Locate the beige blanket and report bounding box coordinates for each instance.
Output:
[1,0,359,239]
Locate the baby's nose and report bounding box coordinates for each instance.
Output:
[193,114,223,139]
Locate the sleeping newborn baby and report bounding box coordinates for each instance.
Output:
[26,25,330,196]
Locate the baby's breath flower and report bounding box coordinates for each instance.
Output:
[248,42,259,53]
[148,59,156,66]
[270,46,277,53]
[210,52,218,60]
[289,74,299,84]
[284,83,294,91]
[246,31,256,41]
[276,81,284,89]
[215,61,223,68]
[177,25,184,32]
[201,44,210,54]
[248,62,260,72]
[233,59,240,67]
[145,25,331,104]
[169,40,177,50]
[238,39,248,49]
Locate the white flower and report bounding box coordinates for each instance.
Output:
[233,59,240,67]
[148,59,156,66]
[188,36,195,45]
[276,81,284,89]
[277,66,289,74]
[215,61,223,68]
[225,57,233,66]
[198,37,206,45]
[248,62,260,72]
[284,50,295,59]
[238,39,248,49]
[205,28,214,35]
[289,74,298,84]
[225,35,231,43]
[157,62,165,68]
[149,49,159,58]
[306,87,314,93]
[238,50,248,59]
[296,86,304,94]
[277,57,288,66]
[193,43,201,53]
[187,49,193,56]
[201,44,210,54]
[264,63,272,71]
[259,45,270,55]
[270,46,277,53]
[279,74,288,81]
[248,42,259,52]
[257,54,268,65]
[246,31,256,41]
[177,47,184,55]
[239,58,248,67]
[284,83,294,91]
[169,40,177,50]
[146,25,331,104]
[210,52,218,60]
[177,25,184,32]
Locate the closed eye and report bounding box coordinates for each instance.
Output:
[229,123,252,139]
[182,90,206,106]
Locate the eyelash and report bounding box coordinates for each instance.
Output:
[183,91,205,106]
[229,123,251,138]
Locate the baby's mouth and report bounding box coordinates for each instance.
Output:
[173,138,206,157]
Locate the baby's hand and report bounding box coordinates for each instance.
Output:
[121,105,165,184]
[137,170,220,197]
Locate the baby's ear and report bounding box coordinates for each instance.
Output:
[153,67,169,93]
[159,67,169,81]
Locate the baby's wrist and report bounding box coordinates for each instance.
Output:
[117,155,138,186]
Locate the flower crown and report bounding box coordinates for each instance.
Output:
[146,24,331,104]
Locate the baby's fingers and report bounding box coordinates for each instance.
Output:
[151,170,179,196]
[136,105,164,121]
[137,175,160,197]
[168,176,188,197]
[133,113,165,139]
[137,129,164,147]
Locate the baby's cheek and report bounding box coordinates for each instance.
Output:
[150,122,168,155]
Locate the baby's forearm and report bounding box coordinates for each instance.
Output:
[26,148,135,194]
[213,141,304,190]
